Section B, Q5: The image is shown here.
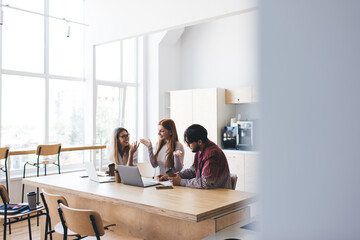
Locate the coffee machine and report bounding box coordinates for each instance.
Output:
[222,126,237,149]
[236,121,254,150]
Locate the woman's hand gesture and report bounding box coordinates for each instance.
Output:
[129,141,140,155]
[140,139,152,148]
[174,150,183,157]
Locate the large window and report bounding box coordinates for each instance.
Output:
[95,38,139,162]
[0,0,85,172]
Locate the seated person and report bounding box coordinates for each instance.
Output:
[140,119,184,177]
[167,124,232,189]
[109,127,139,166]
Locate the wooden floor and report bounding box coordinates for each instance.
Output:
[1,220,41,240]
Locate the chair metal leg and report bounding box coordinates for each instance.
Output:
[3,218,7,240]
[37,208,40,226]
[28,215,32,240]
[22,163,27,203]
[45,215,49,240]
[5,158,9,193]
[58,154,61,174]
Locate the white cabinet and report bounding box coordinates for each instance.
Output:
[170,88,235,168]
[225,87,259,104]
[225,150,259,217]
[224,151,259,193]
[225,151,245,191]
[244,153,259,193]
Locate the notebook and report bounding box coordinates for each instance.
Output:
[117,165,159,188]
[0,204,29,215]
[85,162,115,183]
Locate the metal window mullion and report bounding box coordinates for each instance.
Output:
[119,41,125,127]
[120,87,126,127]
[92,45,97,166]
[133,38,139,139]
[44,0,49,144]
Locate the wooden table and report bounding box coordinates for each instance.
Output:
[23,172,257,240]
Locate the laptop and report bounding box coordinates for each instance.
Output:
[85,162,115,183]
[117,165,159,187]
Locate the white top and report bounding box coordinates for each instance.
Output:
[146,141,184,175]
[115,150,138,166]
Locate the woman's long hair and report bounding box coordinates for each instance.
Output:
[109,127,130,165]
[154,119,179,169]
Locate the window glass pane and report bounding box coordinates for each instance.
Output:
[49,19,84,77]
[96,86,123,149]
[96,42,121,81]
[49,79,85,166]
[1,75,45,170]
[49,0,83,23]
[122,39,136,83]
[124,87,137,138]
[2,8,44,73]
[49,79,85,145]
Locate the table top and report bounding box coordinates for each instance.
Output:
[9,145,106,156]
[23,172,257,222]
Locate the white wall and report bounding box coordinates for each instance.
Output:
[143,32,166,142]
[260,1,360,239]
[159,28,184,119]
[157,12,259,122]
[84,0,256,44]
[179,11,258,89]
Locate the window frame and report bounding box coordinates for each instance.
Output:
[0,0,87,177]
[94,38,139,166]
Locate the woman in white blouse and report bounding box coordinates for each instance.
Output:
[140,119,184,177]
[109,127,139,166]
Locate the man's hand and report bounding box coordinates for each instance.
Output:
[169,174,182,186]
[157,174,169,181]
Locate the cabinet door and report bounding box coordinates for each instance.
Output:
[244,153,259,193]
[170,90,194,168]
[225,152,245,191]
[225,87,252,104]
[192,88,218,143]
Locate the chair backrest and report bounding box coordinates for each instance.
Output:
[36,144,61,156]
[137,162,156,178]
[42,190,68,223]
[230,173,238,190]
[0,184,10,204]
[0,147,9,160]
[59,203,105,237]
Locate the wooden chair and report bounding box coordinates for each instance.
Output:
[230,173,238,190]
[57,203,143,240]
[22,144,62,203]
[0,185,45,240]
[40,190,79,240]
[0,147,10,192]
